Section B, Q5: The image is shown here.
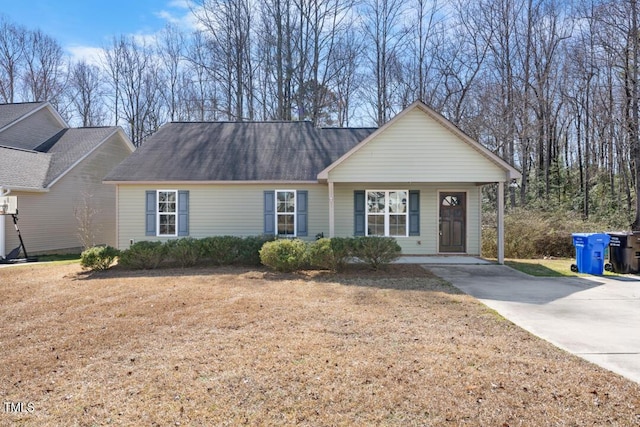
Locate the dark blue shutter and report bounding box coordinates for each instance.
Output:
[409,190,420,236]
[264,191,275,235]
[178,190,189,236]
[145,190,156,236]
[354,190,365,236]
[297,190,308,236]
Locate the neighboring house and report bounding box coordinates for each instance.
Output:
[0,102,135,257]
[104,101,521,263]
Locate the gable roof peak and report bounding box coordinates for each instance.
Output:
[0,101,68,132]
[317,101,522,181]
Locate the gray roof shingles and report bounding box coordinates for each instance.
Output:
[0,102,45,130]
[0,146,51,189]
[0,125,118,190]
[41,127,116,186]
[105,122,376,182]
[0,102,125,190]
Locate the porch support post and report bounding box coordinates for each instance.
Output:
[328,181,335,237]
[0,186,8,258]
[497,181,505,264]
[0,211,4,258]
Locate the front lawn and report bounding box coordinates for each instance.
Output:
[1,263,638,425]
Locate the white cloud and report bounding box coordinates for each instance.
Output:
[155,0,204,33]
[67,1,204,65]
[67,45,104,67]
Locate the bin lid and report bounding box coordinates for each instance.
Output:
[607,231,633,236]
[572,233,611,245]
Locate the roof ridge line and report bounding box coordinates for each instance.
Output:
[0,144,43,154]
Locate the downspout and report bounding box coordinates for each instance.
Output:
[0,187,10,258]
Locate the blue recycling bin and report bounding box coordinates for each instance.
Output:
[571,233,611,275]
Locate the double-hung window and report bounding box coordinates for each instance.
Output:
[157,190,178,236]
[145,190,189,237]
[264,190,307,237]
[276,190,296,236]
[366,190,408,237]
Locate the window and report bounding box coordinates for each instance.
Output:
[276,190,296,236]
[366,190,408,237]
[442,195,461,207]
[264,190,307,237]
[157,190,177,236]
[145,190,189,237]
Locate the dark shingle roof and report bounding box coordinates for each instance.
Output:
[0,102,46,130]
[0,127,120,190]
[0,146,51,189]
[41,127,118,186]
[105,122,376,182]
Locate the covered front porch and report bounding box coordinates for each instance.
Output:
[325,180,509,264]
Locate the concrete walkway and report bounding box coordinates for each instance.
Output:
[426,264,640,384]
[395,255,491,265]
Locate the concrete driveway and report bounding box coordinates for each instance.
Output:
[427,264,640,384]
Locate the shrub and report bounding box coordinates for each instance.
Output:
[165,238,201,268]
[259,239,308,272]
[307,237,355,271]
[118,241,167,269]
[238,235,276,266]
[351,236,401,270]
[200,236,243,265]
[308,238,336,270]
[481,208,618,259]
[330,237,355,271]
[80,245,119,271]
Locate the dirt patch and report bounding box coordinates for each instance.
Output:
[1,263,639,425]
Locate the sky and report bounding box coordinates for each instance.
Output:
[1,0,196,63]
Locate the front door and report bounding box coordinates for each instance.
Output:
[439,192,466,253]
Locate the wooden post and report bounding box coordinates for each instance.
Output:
[497,181,505,264]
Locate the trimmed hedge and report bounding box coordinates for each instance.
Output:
[117,235,401,272]
[117,235,277,270]
[118,241,167,269]
[308,238,336,270]
[238,235,276,266]
[200,235,243,265]
[80,246,120,271]
[352,236,402,270]
[165,238,201,268]
[259,239,308,272]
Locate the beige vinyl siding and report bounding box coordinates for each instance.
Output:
[328,109,508,183]
[116,184,329,250]
[4,134,132,253]
[333,182,481,255]
[0,108,64,150]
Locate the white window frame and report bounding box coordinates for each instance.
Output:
[275,189,297,237]
[157,190,178,237]
[365,190,409,237]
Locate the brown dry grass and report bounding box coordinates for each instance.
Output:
[1,263,639,426]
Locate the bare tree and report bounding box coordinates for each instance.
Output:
[0,16,25,103]
[22,29,66,105]
[158,24,187,121]
[401,0,444,107]
[331,29,365,126]
[361,0,407,125]
[103,36,162,146]
[195,0,254,120]
[257,0,297,120]
[184,31,220,121]
[68,61,107,126]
